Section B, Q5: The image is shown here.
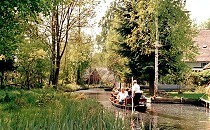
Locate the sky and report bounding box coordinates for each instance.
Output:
[85,0,113,36]
[186,0,210,25]
[87,0,210,36]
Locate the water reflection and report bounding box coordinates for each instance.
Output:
[76,89,210,130]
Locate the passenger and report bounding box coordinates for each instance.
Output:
[117,88,128,105]
[112,87,120,98]
[132,80,142,106]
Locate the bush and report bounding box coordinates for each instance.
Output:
[191,70,210,86]
[59,83,82,92]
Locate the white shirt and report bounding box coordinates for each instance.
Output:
[132,83,141,94]
[117,91,128,101]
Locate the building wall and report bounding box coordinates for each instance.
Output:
[186,61,210,72]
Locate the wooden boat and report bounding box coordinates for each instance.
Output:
[109,96,147,112]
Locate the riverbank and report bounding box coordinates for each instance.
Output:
[0,87,131,130]
[150,92,208,106]
[151,96,199,104]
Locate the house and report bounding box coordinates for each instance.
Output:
[83,69,101,84]
[83,67,115,85]
[186,30,210,72]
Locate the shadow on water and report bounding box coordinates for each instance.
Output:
[76,88,210,130]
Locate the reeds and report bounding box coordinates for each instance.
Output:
[0,88,130,130]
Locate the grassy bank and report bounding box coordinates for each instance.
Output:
[0,88,131,130]
[167,92,208,100]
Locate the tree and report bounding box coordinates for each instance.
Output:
[16,25,50,89]
[101,0,197,95]
[201,18,210,29]
[98,2,131,84]
[0,0,52,89]
[60,31,93,85]
[40,0,97,88]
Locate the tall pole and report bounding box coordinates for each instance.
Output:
[154,1,159,96]
[131,77,134,114]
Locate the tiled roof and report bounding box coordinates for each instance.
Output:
[194,30,210,62]
[83,67,115,82]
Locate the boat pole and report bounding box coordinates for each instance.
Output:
[131,77,134,114]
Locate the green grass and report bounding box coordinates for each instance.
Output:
[0,88,131,130]
[167,92,207,100]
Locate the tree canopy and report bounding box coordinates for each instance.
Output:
[0,0,52,88]
[0,0,97,89]
[100,0,197,94]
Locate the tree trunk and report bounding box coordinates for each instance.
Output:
[0,71,5,89]
[49,8,57,87]
[76,65,81,84]
[52,58,61,89]
[53,6,60,89]
[149,78,155,96]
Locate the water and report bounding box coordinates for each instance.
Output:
[76,88,210,130]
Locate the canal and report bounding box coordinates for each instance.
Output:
[77,88,210,130]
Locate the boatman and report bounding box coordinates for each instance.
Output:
[132,80,142,106]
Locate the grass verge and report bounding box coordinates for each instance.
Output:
[167,92,208,100]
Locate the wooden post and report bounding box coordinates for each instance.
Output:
[154,14,159,96]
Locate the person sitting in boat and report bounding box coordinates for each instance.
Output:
[111,87,120,98]
[116,87,128,105]
[132,80,143,106]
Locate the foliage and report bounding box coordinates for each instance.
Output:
[0,0,52,89]
[0,0,52,62]
[91,35,107,67]
[190,70,210,86]
[176,70,210,92]
[60,32,93,85]
[40,0,98,87]
[0,0,100,89]
[0,88,131,130]
[16,29,50,89]
[98,3,131,83]
[206,19,210,29]
[206,86,210,100]
[101,0,197,92]
[91,52,107,67]
[59,83,83,92]
[200,18,210,29]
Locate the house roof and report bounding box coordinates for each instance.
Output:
[194,30,210,62]
[83,67,115,83]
